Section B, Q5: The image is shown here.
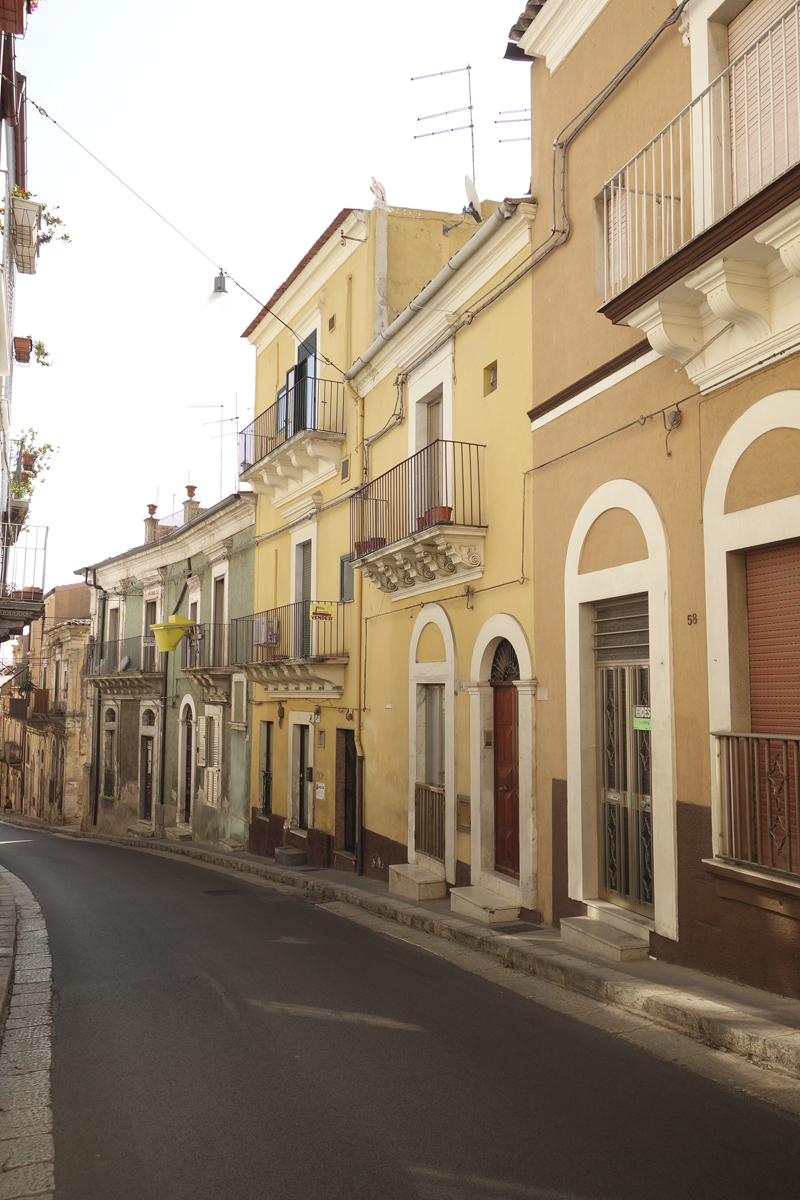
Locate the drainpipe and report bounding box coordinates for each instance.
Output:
[346,380,366,874]
[83,569,105,827]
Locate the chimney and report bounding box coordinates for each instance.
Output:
[183,484,201,525]
[144,503,158,544]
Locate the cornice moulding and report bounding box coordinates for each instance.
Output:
[519,0,611,72]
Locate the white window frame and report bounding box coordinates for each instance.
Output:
[231,673,248,730]
[203,703,223,808]
[407,341,454,459]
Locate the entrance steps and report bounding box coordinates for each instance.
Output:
[127,822,155,839]
[449,885,520,924]
[389,863,446,901]
[560,902,651,962]
[275,845,306,867]
[166,825,193,842]
[219,837,245,854]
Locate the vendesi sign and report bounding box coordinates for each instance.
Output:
[633,705,651,731]
[310,602,334,622]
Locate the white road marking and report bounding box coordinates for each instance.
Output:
[0,839,33,844]
[248,998,424,1032]
[408,1165,589,1199]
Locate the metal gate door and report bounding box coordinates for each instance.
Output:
[595,596,653,917]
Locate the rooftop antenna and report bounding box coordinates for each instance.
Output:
[412,65,476,184]
[189,403,225,500]
[496,107,531,144]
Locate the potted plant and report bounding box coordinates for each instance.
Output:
[10,430,57,512]
[417,505,453,530]
[354,536,387,558]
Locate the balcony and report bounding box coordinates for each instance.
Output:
[350,440,487,598]
[238,378,347,508]
[715,732,799,880]
[0,523,48,643]
[84,636,163,696]
[230,600,348,697]
[601,1,800,391]
[181,623,234,704]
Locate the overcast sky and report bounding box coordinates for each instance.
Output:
[12,0,531,590]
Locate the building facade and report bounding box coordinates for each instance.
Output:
[508,0,800,996]
[80,490,256,847]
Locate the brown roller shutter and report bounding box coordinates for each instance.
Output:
[746,539,800,735]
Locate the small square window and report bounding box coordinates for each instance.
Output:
[341,456,351,482]
[328,314,336,332]
[484,361,498,396]
[340,554,355,603]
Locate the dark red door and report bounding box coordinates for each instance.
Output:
[493,684,519,877]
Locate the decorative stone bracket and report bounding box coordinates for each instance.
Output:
[354,525,487,598]
[241,659,346,698]
[240,430,345,508]
[183,667,231,705]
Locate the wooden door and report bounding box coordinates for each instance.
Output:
[143,600,157,672]
[343,729,357,854]
[141,736,154,822]
[493,684,520,877]
[212,576,226,666]
[183,707,193,823]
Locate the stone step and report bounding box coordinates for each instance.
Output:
[584,899,654,939]
[450,885,520,925]
[127,822,155,839]
[219,838,245,854]
[166,826,193,842]
[389,863,447,901]
[560,916,650,962]
[275,845,306,867]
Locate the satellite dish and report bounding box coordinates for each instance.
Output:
[465,176,482,223]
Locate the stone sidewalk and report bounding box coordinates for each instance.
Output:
[3,813,800,1088]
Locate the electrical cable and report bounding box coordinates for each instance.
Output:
[24,94,350,376]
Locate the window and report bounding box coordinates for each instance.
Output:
[341,456,351,482]
[340,554,354,603]
[189,601,198,626]
[103,708,116,798]
[232,677,246,726]
[199,706,222,806]
[260,721,273,814]
[328,314,336,332]
[142,708,156,727]
[425,685,445,788]
[483,361,498,396]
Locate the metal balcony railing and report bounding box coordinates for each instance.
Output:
[604,0,800,300]
[350,440,485,560]
[415,783,445,862]
[715,732,800,879]
[238,378,346,474]
[0,523,47,600]
[230,601,348,665]
[181,623,230,671]
[85,636,163,677]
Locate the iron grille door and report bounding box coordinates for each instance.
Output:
[595,595,653,917]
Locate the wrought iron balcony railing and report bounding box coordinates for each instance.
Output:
[603,0,800,300]
[0,523,47,599]
[230,601,348,665]
[350,440,485,559]
[85,636,163,677]
[181,623,231,671]
[715,731,800,879]
[238,378,346,474]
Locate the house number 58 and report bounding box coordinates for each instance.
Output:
[687,613,697,625]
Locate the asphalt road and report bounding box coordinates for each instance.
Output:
[1,829,799,1200]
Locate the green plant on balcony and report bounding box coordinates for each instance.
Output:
[17,670,34,696]
[10,429,57,501]
[0,185,71,248]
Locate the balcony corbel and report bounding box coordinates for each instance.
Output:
[754,200,800,279]
[626,298,704,370]
[685,258,771,341]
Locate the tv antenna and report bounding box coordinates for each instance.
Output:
[496,107,531,144]
[412,65,476,184]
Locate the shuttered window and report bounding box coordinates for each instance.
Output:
[746,539,800,735]
[728,0,800,203]
[594,595,649,663]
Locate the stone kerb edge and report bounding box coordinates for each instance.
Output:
[0,876,16,1038]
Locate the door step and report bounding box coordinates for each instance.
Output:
[166,826,193,842]
[127,822,155,839]
[583,899,655,939]
[275,845,306,867]
[219,838,245,854]
[450,885,520,924]
[389,863,446,901]
[560,916,650,962]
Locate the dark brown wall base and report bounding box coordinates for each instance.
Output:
[248,811,285,859]
[333,850,356,874]
[455,860,470,889]
[551,779,586,925]
[285,826,332,868]
[520,907,543,924]
[651,802,800,1001]
[362,828,408,883]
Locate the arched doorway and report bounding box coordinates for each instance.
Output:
[491,639,520,878]
[181,703,194,825]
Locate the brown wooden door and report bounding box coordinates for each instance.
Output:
[141,736,154,822]
[493,683,519,877]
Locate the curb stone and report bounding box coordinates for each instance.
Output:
[3,816,800,1084]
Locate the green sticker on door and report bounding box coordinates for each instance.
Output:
[633,705,651,731]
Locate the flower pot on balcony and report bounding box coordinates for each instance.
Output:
[21,452,35,470]
[14,338,33,366]
[417,505,452,530]
[354,537,387,558]
[11,587,42,601]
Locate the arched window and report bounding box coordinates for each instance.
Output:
[182,703,193,723]
[491,639,520,683]
[142,709,156,727]
[104,708,116,724]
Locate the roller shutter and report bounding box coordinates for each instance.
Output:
[746,539,800,734]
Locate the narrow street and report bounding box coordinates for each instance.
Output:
[0,828,797,1200]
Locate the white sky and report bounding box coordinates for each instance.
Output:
[12,0,531,589]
